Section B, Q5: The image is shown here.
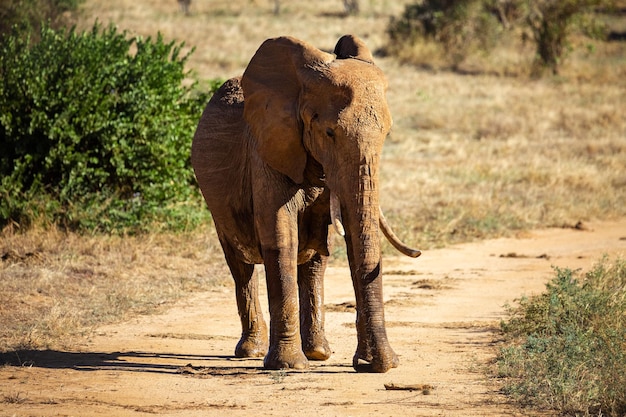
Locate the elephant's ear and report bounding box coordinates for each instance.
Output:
[333,34,374,63]
[242,36,334,184]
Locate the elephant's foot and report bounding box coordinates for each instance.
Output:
[302,336,331,361]
[352,344,399,373]
[264,344,309,370]
[235,332,268,358]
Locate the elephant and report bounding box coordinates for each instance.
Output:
[191,34,421,373]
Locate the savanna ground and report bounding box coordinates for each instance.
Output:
[1,0,626,415]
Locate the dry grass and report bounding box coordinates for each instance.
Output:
[0,224,228,352]
[380,66,626,248]
[1,0,624,353]
[75,0,412,77]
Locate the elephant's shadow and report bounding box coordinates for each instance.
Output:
[0,349,352,376]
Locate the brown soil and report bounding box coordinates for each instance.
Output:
[2,220,625,417]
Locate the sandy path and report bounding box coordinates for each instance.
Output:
[2,220,625,417]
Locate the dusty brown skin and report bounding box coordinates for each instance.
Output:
[191,35,419,373]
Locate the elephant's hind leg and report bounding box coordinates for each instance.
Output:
[298,252,331,361]
[221,244,268,358]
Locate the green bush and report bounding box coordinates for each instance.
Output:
[0,23,219,233]
[497,256,626,416]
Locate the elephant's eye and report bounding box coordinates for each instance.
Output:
[326,128,335,139]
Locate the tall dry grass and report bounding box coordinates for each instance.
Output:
[1,0,624,353]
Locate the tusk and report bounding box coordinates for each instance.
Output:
[330,192,345,237]
[379,207,422,258]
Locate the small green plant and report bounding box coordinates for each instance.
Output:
[497,256,626,416]
[0,23,220,232]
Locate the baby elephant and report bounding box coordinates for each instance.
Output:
[192,34,420,373]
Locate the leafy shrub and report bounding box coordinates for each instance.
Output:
[386,0,507,66]
[497,256,626,416]
[0,23,219,233]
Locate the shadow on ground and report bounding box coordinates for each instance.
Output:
[1,349,248,374]
[0,349,354,376]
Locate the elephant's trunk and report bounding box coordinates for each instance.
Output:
[349,187,381,277]
[336,160,398,372]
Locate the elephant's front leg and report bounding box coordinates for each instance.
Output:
[257,203,309,370]
[298,252,331,361]
[262,246,309,370]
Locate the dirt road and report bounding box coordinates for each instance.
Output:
[2,220,625,417]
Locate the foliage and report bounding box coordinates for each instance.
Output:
[387,0,504,66]
[525,0,611,75]
[0,0,83,39]
[386,0,615,75]
[497,256,626,416]
[0,23,219,233]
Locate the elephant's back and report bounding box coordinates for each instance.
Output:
[191,77,250,209]
[192,77,245,164]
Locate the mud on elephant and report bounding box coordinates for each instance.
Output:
[191,34,420,373]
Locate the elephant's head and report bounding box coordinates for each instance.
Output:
[241,35,419,260]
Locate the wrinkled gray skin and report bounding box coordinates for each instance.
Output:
[191,35,420,373]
